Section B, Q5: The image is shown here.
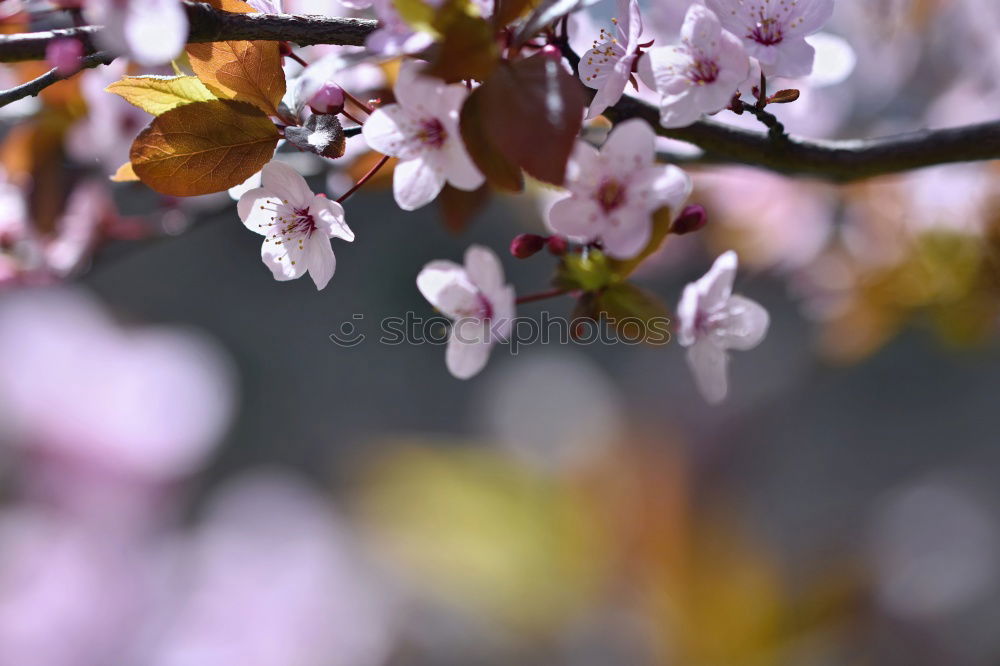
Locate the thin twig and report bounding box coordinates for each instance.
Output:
[0,51,115,109]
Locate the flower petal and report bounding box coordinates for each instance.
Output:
[601,117,656,169]
[711,294,770,351]
[237,188,282,235]
[393,158,446,211]
[260,161,314,210]
[686,338,729,404]
[124,0,187,65]
[417,260,480,317]
[546,195,602,241]
[305,236,336,290]
[446,324,493,379]
[309,195,355,242]
[697,250,738,312]
[464,245,505,296]
[361,105,421,160]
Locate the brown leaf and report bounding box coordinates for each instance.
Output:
[478,53,584,185]
[130,99,281,197]
[437,183,490,234]
[459,87,524,191]
[186,0,286,115]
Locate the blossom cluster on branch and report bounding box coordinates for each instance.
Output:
[1,0,999,402]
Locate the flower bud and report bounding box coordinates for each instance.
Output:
[46,38,84,77]
[510,233,547,259]
[670,204,707,235]
[540,45,562,61]
[547,235,568,255]
[309,82,346,115]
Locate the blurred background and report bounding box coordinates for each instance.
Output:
[2,1,1000,665]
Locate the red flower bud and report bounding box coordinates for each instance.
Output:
[671,204,707,235]
[510,233,547,259]
[547,235,568,255]
[309,83,346,115]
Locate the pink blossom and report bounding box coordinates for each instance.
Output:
[579,0,652,119]
[86,0,188,66]
[417,245,516,379]
[546,119,691,259]
[45,38,84,77]
[641,4,750,128]
[0,289,235,483]
[676,251,769,403]
[238,161,355,290]
[362,61,484,211]
[705,0,834,78]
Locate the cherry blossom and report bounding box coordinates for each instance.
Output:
[546,119,692,259]
[237,161,355,290]
[705,0,834,78]
[417,245,515,380]
[86,0,188,66]
[362,61,484,211]
[579,0,653,119]
[641,4,750,128]
[676,251,770,404]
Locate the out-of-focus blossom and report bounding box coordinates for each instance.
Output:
[365,0,434,56]
[147,470,394,666]
[417,245,515,379]
[869,480,1000,620]
[477,351,624,472]
[705,0,834,78]
[547,119,691,259]
[363,61,483,211]
[247,0,283,11]
[45,38,84,77]
[642,5,750,128]
[86,0,188,66]
[696,167,834,271]
[579,0,651,119]
[238,161,355,290]
[804,32,857,87]
[0,508,169,666]
[68,61,150,173]
[0,289,235,484]
[676,251,769,403]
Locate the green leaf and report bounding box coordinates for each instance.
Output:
[595,283,672,344]
[106,75,217,116]
[555,250,616,292]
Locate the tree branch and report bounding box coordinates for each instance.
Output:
[0,3,378,63]
[605,95,1000,182]
[0,4,997,182]
[0,51,115,109]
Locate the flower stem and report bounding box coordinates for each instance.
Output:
[287,51,309,68]
[516,288,570,305]
[342,89,374,115]
[336,154,391,203]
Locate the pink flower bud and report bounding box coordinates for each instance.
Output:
[46,38,84,77]
[309,83,346,115]
[510,233,546,259]
[671,204,707,235]
[547,236,568,255]
[540,45,562,61]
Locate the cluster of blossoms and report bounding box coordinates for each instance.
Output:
[4,0,840,403]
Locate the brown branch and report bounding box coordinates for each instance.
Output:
[0,4,997,182]
[605,95,1000,182]
[0,51,115,109]
[0,2,379,63]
